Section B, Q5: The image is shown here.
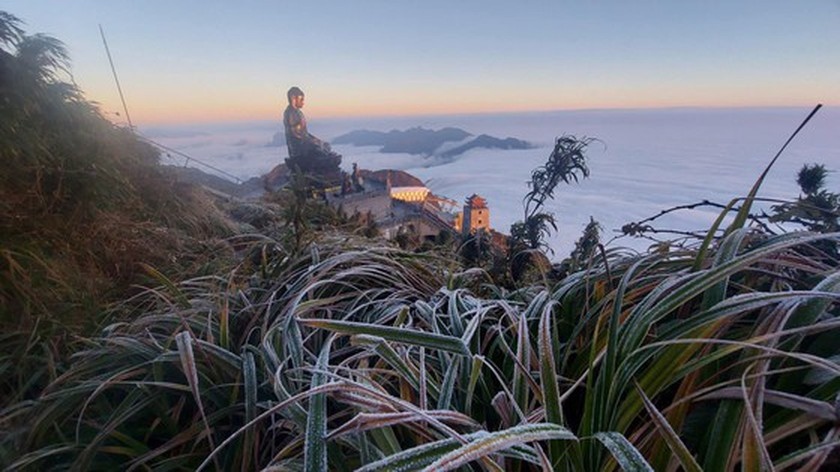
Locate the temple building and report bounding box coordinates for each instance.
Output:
[390,186,430,202]
[461,194,490,235]
[326,167,472,241]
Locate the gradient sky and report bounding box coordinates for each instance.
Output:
[5,0,840,124]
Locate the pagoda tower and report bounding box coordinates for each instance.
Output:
[462,194,490,235]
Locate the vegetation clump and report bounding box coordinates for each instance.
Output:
[772,163,840,234]
[0,12,237,332]
[1,11,242,414]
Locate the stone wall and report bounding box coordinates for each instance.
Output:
[328,190,392,222]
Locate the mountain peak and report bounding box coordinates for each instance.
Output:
[332,127,531,159]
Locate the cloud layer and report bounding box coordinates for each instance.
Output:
[145,107,840,257]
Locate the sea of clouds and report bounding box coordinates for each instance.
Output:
[142,107,840,257]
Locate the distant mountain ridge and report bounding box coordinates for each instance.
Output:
[440,134,533,159]
[332,126,532,158]
[333,127,471,155]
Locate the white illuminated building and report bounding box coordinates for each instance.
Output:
[390,186,429,202]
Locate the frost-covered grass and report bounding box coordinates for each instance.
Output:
[4,228,839,470]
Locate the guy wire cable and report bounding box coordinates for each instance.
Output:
[98,24,244,184]
[99,24,133,129]
[138,134,244,184]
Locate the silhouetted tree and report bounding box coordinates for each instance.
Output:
[771,163,839,233]
[508,135,597,282]
[509,212,556,252]
[555,217,603,276]
[523,135,593,221]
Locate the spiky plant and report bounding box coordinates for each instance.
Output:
[508,135,596,284]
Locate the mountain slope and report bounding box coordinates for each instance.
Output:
[439,134,533,159]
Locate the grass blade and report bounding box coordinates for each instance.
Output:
[304,337,333,472]
[356,432,486,472]
[141,263,191,309]
[465,355,484,414]
[437,358,459,411]
[593,432,654,472]
[242,350,258,471]
[352,334,421,391]
[727,104,822,234]
[174,331,218,467]
[634,383,702,472]
[300,319,470,356]
[537,295,566,466]
[423,423,576,472]
[694,104,823,268]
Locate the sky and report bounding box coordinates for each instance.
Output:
[4,1,840,124]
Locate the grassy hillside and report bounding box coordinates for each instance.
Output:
[0,11,249,420]
[1,12,239,331]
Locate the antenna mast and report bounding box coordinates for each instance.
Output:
[99,24,133,128]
